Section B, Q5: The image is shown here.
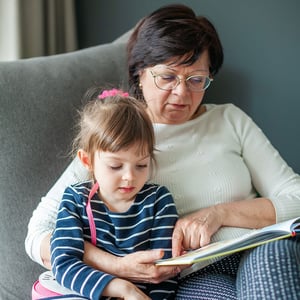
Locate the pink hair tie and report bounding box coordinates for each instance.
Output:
[98,88,129,99]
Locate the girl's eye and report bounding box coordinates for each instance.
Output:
[110,165,122,170]
[137,164,148,169]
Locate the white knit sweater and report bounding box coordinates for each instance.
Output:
[25,103,300,267]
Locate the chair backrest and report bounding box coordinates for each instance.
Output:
[0,39,128,300]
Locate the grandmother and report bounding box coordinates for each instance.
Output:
[26,4,300,299]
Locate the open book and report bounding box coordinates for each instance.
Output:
[156,217,300,267]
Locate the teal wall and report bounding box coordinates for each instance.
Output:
[76,0,300,173]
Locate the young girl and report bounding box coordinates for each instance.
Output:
[50,89,178,300]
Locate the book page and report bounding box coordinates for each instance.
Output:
[156,217,299,266]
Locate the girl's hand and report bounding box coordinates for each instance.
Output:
[117,249,182,284]
[103,278,151,300]
[172,206,223,257]
[83,243,182,283]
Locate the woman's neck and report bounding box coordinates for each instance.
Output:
[190,104,206,120]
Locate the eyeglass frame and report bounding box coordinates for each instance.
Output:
[149,69,213,92]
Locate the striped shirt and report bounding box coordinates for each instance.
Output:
[51,181,178,299]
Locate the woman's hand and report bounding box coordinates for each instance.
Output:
[171,198,276,257]
[172,206,223,257]
[41,234,52,269]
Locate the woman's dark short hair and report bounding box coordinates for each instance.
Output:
[127,4,224,98]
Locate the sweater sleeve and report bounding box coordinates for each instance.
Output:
[150,186,178,259]
[50,186,114,300]
[228,104,300,222]
[25,157,90,266]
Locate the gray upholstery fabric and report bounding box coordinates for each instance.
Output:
[0,37,128,299]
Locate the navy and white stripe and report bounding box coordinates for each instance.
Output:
[51,181,178,299]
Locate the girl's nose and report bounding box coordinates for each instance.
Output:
[122,168,134,181]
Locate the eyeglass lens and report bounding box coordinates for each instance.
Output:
[153,73,211,91]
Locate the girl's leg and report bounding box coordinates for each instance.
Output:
[237,237,300,300]
[176,254,241,300]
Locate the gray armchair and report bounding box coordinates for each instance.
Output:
[0,32,129,300]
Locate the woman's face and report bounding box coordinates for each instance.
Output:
[139,51,210,124]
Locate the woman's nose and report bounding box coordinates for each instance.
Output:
[172,77,189,95]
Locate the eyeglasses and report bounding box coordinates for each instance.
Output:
[149,70,213,92]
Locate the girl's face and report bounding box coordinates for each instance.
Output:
[139,51,210,124]
[92,144,151,212]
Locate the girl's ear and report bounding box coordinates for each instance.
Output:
[77,149,92,170]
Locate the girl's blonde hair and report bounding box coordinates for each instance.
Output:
[73,89,155,167]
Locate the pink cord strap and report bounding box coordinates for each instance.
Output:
[86,182,99,246]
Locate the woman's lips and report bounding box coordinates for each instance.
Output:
[168,103,187,110]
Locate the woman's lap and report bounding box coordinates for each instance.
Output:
[237,236,300,299]
[176,237,300,300]
[176,273,236,300]
[176,253,240,300]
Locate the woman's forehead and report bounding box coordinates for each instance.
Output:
[153,50,209,69]
[151,52,210,73]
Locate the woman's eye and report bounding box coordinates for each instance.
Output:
[189,76,204,84]
[159,74,177,82]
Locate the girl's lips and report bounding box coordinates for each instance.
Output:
[119,187,135,193]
